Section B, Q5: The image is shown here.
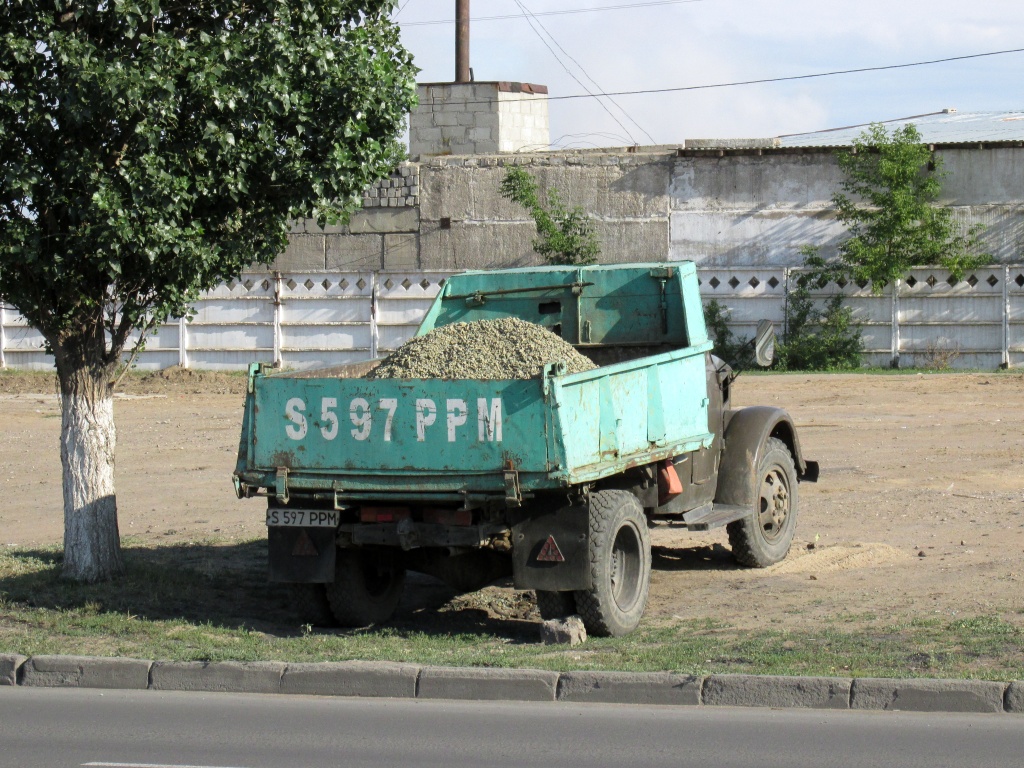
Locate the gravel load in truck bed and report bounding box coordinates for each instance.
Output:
[367,317,598,380]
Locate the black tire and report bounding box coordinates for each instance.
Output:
[536,590,577,620]
[325,548,406,627]
[291,583,337,627]
[574,489,651,637]
[728,437,799,567]
[417,550,512,594]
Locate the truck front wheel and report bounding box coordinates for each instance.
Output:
[325,549,406,627]
[728,437,798,567]
[574,490,651,637]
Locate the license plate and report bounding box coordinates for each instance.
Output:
[266,508,340,528]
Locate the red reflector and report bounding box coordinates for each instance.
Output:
[291,530,319,557]
[536,535,565,562]
[360,507,411,523]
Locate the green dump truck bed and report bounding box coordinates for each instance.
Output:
[234,262,714,504]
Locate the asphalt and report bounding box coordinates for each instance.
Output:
[2,653,1023,713]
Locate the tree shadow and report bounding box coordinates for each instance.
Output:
[0,542,541,642]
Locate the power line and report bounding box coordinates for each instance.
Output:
[409,46,1024,108]
[514,0,655,145]
[477,46,1015,107]
[399,0,705,26]
[537,46,1024,103]
[510,0,638,145]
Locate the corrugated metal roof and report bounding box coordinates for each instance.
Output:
[777,110,1024,147]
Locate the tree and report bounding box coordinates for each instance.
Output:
[833,123,985,292]
[0,1,416,582]
[500,166,600,265]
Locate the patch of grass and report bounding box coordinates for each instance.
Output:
[2,542,1023,679]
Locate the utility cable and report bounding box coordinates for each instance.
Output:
[540,46,1024,102]
[515,0,657,144]
[512,0,640,145]
[424,46,1024,107]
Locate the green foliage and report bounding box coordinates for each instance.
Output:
[500,166,600,265]
[776,249,863,371]
[0,0,417,378]
[833,123,986,293]
[702,298,753,368]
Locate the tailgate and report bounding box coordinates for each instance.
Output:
[250,375,553,492]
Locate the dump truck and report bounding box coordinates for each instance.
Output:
[233,262,818,636]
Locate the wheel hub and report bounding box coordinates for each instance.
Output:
[759,468,790,541]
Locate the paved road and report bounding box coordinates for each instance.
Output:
[1,686,1020,768]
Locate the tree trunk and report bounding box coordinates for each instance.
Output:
[58,366,124,582]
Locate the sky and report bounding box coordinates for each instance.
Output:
[392,0,1024,149]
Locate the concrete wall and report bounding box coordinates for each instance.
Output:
[670,147,1024,266]
[270,144,1024,274]
[417,152,672,270]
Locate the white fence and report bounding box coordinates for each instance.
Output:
[0,271,449,371]
[2,265,1024,371]
[702,264,1024,369]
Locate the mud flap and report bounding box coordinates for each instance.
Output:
[268,526,337,583]
[511,503,592,592]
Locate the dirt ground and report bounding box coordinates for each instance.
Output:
[1,369,1023,632]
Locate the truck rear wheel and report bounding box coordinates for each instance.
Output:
[728,437,798,567]
[536,590,577,620]
[325,549,406,627]
[574,490,651,637]
[291,583,337,627]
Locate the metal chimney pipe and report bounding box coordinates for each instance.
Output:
[455,0,470,83]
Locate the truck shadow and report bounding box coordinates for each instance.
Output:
[0,542,538,643]
[650,542,745,572]
[1,539,744,645]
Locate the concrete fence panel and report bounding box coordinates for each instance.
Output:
[1,265,1021,371]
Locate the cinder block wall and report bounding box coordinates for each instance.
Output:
[410,82,550,157]
[275,163,420,272]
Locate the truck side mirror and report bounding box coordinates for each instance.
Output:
[754,320,775,367]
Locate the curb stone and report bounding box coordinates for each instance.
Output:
[0,654,26,686]
[281,661,419,698]
[1,655,1022,714]
[703,674,852,710]
[150,661,285,694]
[1004,681,1024,713]
[557,671,701,705]
[851,678,1006,713]
[417,666,558,702]
[19,655,150,690]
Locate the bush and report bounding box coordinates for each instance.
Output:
[703,299,753,369]
[775,252,863,371]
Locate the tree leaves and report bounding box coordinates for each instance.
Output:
[500,166,600,266]
[0,0,415,373]
[832,123,986,293]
